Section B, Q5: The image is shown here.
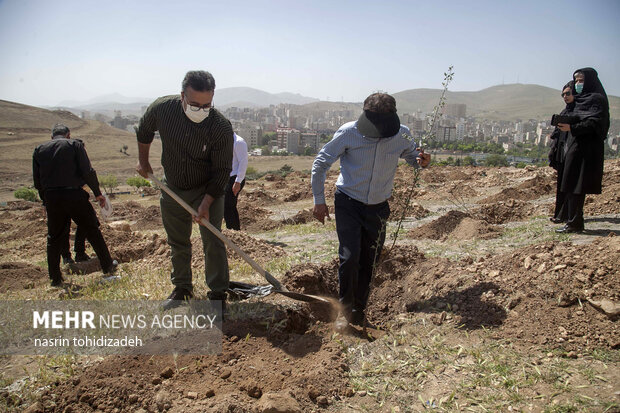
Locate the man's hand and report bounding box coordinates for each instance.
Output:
[232,182,242,196]
[558,123,571,132]
[96,195,107,208]
[136,161,153,178]
[313,204,330,224]
[195,194,214,224]
[417,149,431,168]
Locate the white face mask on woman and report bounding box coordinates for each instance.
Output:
[183,97,212,123]
[575,83,584,94]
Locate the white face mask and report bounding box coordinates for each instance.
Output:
[183,98,211,123]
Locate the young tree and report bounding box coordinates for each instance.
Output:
[99,175,119,194]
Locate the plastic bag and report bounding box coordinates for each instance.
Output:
[100,194,113,220]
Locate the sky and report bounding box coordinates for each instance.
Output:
[0,0,619,107]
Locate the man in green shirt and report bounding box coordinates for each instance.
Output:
[136,70,234,310]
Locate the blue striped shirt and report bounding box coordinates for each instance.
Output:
[311,121,420,205]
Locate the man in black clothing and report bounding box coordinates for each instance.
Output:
[61,221,94,264]
[33,124,117,286]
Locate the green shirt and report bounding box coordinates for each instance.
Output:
[136,95,233,198]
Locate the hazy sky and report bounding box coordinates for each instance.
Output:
[0,0,618,106]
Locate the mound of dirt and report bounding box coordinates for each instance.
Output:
[452,217,502,240]
[0,262,48,291]
[2,217,47,241]
[237,203,280,232]
[282,259,339,297]
[133,205,163,230]
[0,200,38,211]
[281,209,314,225]
[42,319,350,413]
[517,174,554,191]
[447,182,479,198]
[101,226,169,263]
[388,199,430,221]
[479,187,534,204]
[366,237,620,351]
[408,210,501,240]
[282,189,313,202]
[471,199,539,224]
[111,200,144,220]
[584,182,620,215]
[243,188,278,206]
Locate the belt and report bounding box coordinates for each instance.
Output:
[45,187,81,191]
[336,189,387,207]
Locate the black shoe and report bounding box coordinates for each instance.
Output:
[549,217,564,224]
[74,252,91,262]
[50,277,64,287]
[350,310,365,328]
[161,287,193,310]
[556,225,584,234]
[62,255,75,265]
[103,260,119,275]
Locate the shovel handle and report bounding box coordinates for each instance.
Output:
[148,173,286,291]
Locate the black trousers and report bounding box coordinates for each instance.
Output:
[44,189,113,281]
[553,163,568,221]
[566,192,586,230]
[334,190,389,319]
[61,221,91,258]
[224,175,245,231]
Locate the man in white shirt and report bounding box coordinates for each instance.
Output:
[224,133,249,230]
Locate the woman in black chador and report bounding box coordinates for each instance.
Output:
[555,67,609,233]
[548,80,575,223]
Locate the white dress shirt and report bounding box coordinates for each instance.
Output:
[230,133,249,182]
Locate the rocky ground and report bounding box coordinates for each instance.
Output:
[1,160,619,412]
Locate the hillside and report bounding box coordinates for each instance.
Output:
[0,100,161,199]
[0,159,618,412]
[394,84,620,120]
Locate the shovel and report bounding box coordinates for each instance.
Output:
[148,174,329,304]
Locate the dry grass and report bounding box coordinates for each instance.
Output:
[337,315,619,412]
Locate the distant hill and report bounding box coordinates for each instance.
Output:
[393,84,620,121]
[50,87,320,116]
[0,100,162,199]
[299,101,362,112]
[208,87,319,108]
[33,83,620,123]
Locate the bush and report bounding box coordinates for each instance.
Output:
[99,175,118,194]
[280,164,293,172]
[463,156,476,166]
[484,154,509,167]
[126,176,151,188]
[14,187,39,202]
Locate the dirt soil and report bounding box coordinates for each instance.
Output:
[1,160,619,412]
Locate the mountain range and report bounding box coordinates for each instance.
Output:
[47,84,619,121]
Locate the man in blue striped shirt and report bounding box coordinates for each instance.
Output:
[311,93,430,329]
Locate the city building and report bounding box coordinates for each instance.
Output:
[444,103,466,118]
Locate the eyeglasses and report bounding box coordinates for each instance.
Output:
[561,92,572,97]
[184,97,214,112]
